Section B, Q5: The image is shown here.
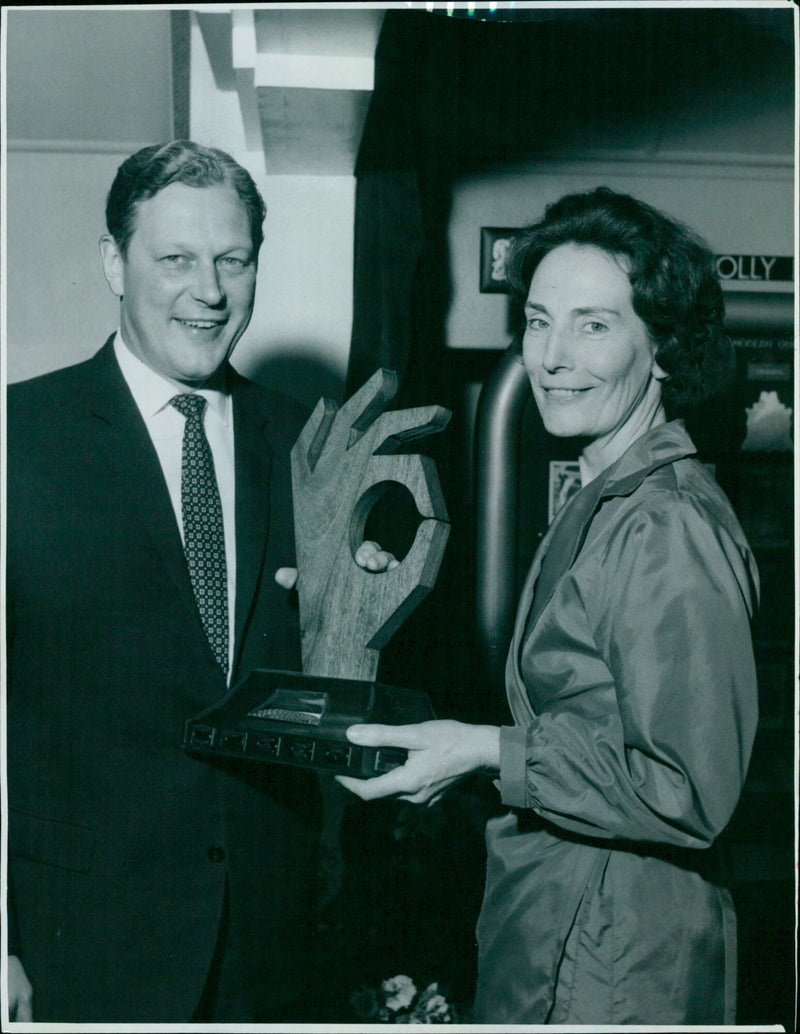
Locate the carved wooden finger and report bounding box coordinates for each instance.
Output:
[291,369,451,681]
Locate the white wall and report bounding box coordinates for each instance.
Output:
[5,150,126,382]
[4,8,173,145]
[232,174,355,404]
[3,7,174,385]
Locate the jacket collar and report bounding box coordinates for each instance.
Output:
[597,420,697,501]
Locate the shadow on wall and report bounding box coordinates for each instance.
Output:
[240,349,346,410]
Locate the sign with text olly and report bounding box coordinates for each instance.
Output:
[714,255,793,283]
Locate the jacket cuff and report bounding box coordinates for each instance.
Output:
[498,724,529,808]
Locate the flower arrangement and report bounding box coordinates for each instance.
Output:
[351,973,461,1024]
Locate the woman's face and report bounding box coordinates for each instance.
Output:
[521,243,665,453]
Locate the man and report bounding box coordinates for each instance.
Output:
[5,140,331,1022]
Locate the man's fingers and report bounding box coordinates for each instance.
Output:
[274,567,298,589]
[355,540,381,563]
[8,957,33,1021]
[355,541,399,572]
[276,544,398,588]
[15,996,33,1023]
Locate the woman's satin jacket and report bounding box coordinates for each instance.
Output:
[474,421,759,1026]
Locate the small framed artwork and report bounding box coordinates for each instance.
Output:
[548,461,582,524]
[480,227,521,292]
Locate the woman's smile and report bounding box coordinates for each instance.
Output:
[540,385,593,400]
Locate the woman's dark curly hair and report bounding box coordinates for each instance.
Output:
[506,186,733,409]
[106,140,266,259]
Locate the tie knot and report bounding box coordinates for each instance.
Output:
[171,393,207,421]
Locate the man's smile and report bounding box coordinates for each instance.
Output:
[173,317,227,330]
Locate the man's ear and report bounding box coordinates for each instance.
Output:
[99,235,124,298]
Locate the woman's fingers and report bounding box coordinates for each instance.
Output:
[336,767,411,800]
[346,722,433,749]
[337,720,499,805]
[337,721,467,803]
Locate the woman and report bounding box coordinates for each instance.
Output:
[337,187,759,1026]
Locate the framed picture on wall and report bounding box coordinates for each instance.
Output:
[548,461,582,524]
[479,227,520,292]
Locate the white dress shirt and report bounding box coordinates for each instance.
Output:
[114,333,237,677]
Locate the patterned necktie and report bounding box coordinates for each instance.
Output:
[170,394,229,675]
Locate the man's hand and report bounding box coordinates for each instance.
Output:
[353,540,400,573]
[335,719,500,805]
[8,955,33,1021]
[275,540,397,590]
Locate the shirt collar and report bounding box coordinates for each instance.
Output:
[114,330,231,424]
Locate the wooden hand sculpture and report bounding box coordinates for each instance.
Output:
[291,369,451,682]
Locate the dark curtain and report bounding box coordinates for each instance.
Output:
[346,11,464,411]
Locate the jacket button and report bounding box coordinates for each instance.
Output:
[207,845,226,863]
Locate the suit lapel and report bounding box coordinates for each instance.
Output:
[84,339,200,625]
[231,375,273,672]
[84,344,275,675]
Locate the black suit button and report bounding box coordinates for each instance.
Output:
[207,845,226,863]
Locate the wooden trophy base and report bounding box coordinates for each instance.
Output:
[183,669,436,778]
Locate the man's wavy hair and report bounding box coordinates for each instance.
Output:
[506,186,732,410]
[105,140,266,258]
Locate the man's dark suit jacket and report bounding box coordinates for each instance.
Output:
[5,338,322,1022]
